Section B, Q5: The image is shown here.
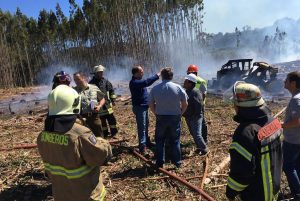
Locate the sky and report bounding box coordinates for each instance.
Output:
[0,0,83,19]
[0,0,300,34]
[203,0,300,33]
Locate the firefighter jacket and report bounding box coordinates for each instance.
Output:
[73,84,105,115]
[90,77,117,116]
[226,105,282,201]
[37,115,112,201]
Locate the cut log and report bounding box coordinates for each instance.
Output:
[204,156,230,185]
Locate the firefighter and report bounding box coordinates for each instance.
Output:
[37,85,112,201]
[52,71,71,89]
[73,71,106,137]
[187,64,208,143]
[89,65,118,138]
[226,82,282,201]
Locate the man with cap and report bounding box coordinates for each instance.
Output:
[226,82,282,201]
[89,65,118,138]
[183,73,208,155]
[37,85,112,201]
[187,64,208,144]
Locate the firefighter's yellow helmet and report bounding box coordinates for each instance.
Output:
[48,85,81,116]
[233,81,265,107]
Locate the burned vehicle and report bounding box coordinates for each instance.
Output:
[209,59,284,93]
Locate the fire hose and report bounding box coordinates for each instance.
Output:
[110,142,216,201]
[0,107,287,200]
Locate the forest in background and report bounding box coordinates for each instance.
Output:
[0,0,205,88]
[1,0,299,88]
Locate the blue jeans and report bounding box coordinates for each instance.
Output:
[283,141,300,198]
[202,107,208,143]
[132,106,149,152]
[155,115,181,167]
[185,115,207,152]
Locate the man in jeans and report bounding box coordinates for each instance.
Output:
[149,67,188,168]
[183,74,208,156]
[282,71,300,200]
[129,65,160,154]
[186,65,208,143]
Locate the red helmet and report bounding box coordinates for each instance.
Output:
[187,64,199,73]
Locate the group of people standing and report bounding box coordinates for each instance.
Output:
[129,65,209,169]
[37,64,119,201]
[36,62,300,201]
[130,65,300,201]
[51,65,118,138]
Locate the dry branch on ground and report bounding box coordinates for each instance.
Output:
[0,87,290,200]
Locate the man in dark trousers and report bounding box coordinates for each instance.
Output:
[226,82,282,201]
[129,65,160,154]
[183,73,208,155]
[90,65,118,138]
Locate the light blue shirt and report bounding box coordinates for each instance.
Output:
[149,80,188,115]
[284,92,300,144]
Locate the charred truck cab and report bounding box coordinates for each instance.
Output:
[209,59,284,93]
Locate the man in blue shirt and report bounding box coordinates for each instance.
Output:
[129,65,160,154]
[149,67,188,168]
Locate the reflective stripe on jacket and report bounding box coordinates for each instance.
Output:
[90,77,116,115]
[226,106,282,201]
[37,122,112,201]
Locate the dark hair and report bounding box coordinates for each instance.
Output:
[74,71,87,79]
[52,71,71,89]
[161,67,173,80]
[287,71,300,89]
[132,65,142,75]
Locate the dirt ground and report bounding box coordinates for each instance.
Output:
[0,87,291,201]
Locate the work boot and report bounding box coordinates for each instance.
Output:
[146,140,155,148]
[195,149,209,157]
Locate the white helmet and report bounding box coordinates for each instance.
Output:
[185,73,198,84]
[48,85,81,116]
[93,65,105,73]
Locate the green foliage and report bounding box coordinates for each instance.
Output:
[0,0,204,88]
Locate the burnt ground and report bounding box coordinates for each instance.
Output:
[0,87,292,201]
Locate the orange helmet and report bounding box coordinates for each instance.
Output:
[187,64,199,73]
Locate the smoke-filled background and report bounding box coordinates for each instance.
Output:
[0,0,300,87]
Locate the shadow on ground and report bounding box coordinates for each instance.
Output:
[0,170,52,201]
